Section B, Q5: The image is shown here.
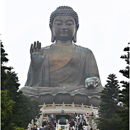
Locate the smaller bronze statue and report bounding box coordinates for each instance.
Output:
[56,110,70,125]
[21,6,103,107]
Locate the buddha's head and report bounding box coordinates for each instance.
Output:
[50,6,79,43]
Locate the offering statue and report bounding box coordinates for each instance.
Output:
[21,6,103,106]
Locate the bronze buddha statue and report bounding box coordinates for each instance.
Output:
[21,6,103,107]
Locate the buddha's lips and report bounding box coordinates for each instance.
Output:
[60,31,68,34]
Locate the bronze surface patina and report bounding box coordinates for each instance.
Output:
[21,6,103,107]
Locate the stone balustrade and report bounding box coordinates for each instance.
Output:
[40,102,99,115]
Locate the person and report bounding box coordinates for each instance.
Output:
[49,122,55,130]
[42,120,47,129]
[76,115,79,123]
[53,120,56,130]
[81,114,84,123]
[23,6,102,90]
[33,125,38,130]
[51,115,55,124]
[78,122,83,130]
[91,112,94,119]
[40,126,44,130]
[78,115,80,122]
[83,124,88,130]
[86,113,89,119]
[50,114,54,122]
[69,118,75,130]
[83,119,86,126]
[46,115,49,123]
[44,124,50,130]
[76,122,79,130]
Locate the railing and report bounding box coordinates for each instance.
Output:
[40,102,98,111]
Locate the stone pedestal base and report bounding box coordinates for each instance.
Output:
[20,85,103,107]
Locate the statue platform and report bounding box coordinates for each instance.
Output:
[21,85,103,107]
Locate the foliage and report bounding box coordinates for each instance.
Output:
[1,42,40,129]
[1,90,15,126]
[118,43,129,130]
[97,74,123,130]
[11,95,40,128]
[10,123,25,130]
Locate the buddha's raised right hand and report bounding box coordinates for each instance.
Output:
[30,41,44,66]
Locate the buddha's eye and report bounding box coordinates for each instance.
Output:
[56,23,62,26]
[54,20,62,26]
[66,20,74,26]
[66,23,72,26]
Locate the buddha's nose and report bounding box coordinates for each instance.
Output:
[61,23,67,30]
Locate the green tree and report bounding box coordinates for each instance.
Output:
[1,42,40,129]
[97,74,122,130]
[118,43,129,130]
[11,94,40,128]
[1,90,15,126]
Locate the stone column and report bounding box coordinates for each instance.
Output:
[90,104,93,111]
[82,103,84,109]
[62,102,64,108]
[43,103,46,109]
[72,102,74,108]
[53,102,55,109]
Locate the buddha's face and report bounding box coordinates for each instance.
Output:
[52,16,76,41]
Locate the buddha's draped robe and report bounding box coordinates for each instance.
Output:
[25,44,100,87]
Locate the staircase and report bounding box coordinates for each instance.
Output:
[26,103,99,130]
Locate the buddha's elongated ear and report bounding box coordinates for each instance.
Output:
[49,24,56,42]
[72,24,79,43]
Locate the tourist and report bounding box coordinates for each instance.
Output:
[46,115,49,123]
[44,124,50,130]
[76,115,79,123]
[73,112,76,121]
[78,115,80,122]
[83,119,86,126]
[40,126,44,130]
[50,114,53,122]
[53,120,56,130]
[33,125,38,130]
[50,122,55,130]
[76,122,79,130]
[86,113,89,119]
[81,114,84,123]
[78,122,83,130]
[83,124,88,130]
[48,121,51,125]
[91,112,94,119]
[69,118,75,130]
[70,113,74,119]
[42,119,47,129]
[51,115,55,124]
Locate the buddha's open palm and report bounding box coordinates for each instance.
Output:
[30,41,42,54]
[30,41,44,64]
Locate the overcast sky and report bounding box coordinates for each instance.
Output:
[0,0,130,89]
